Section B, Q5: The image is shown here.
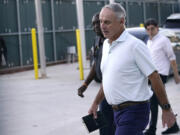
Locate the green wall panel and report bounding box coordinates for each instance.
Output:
[44,33,54,62]
[83,1,105,53]
[21,34,33,65]
[146,2,159,21]
[115,1,126,7]
[84,1,105,28]
[54,0,77,30]
[21,33,54,65]
[42,0,52,31]
[128,2,144,27]
[19,0,36,32]
[56,32,76,61]
[0,0,18,33]
[3,36,20,67]
[173,3,179,13]
[85,30,95,55]
[160,3,173,25]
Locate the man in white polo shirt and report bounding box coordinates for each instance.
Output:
[88,3,176,135]
[144,18,180,135]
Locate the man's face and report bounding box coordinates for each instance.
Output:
[92,17,102,36]
[146,25,159,39]
[99,8,124,42]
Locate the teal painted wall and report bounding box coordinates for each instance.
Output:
[0,0,179,69]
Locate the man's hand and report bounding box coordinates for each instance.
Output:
[77,85,87,98]
[88,85,104,118]
[162,110,176,128]
[88,102,99,119]
[174,75,180,84]
[170,60,180,84]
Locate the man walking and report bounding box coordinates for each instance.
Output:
[77,13,115,135]
[144,18,180,135]
[88,3,176,135]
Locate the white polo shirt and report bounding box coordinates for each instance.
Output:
[101,30,156,105]
[147,33,176,76]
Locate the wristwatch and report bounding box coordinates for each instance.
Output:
[161,104,171,110]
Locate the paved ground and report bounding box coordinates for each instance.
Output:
[0,62,179,135]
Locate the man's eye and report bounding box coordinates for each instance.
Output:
[105,21,110,25]
[100,20,110,25]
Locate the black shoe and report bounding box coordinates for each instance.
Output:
[144,128,156,135]
[162,122,179,134]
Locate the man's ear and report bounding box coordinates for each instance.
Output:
[157,26,159,31]
[120,18,125,24]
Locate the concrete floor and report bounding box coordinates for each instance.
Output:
[0,62,179,135]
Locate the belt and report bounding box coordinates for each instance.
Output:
[112,100,149,111]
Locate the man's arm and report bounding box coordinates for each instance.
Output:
[77,63,96,97]
[148,71,176,128]
[170,60,180,84]
[88,84,104,118]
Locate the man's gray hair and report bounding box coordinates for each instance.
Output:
[103,3,126,20]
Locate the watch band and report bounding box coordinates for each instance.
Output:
[161,104,171,110]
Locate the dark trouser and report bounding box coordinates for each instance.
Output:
[114,102,150,135]
[149,74,168,130]
[99,98,115,135]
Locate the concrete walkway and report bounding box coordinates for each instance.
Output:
[0,63,179,135]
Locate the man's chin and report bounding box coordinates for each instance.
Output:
[104,34,110,39]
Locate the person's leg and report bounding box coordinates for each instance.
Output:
[114,103,150,135]
[159,74,167,84]
[145,74,173,135]
[144,76,166,135]
[149,94,158,132]
[99,98,115,135]
[144,88,160,135]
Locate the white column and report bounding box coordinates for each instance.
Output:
[109,0,115,3]
[34,0,47,78]
[76,0,87,66]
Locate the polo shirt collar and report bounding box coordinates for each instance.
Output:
[116,30,128,42]
[151,32,160,41]
[108,30,127,44]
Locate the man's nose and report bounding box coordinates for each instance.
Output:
[101,23,105,29]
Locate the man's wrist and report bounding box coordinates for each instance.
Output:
[83,82,88,88]
[161,103,171,110]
